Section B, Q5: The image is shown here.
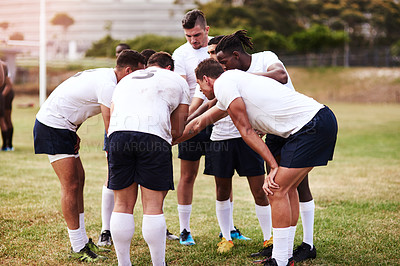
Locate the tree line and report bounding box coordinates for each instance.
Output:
[86,0,400,65]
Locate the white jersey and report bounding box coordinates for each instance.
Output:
[36,68,117,132]
[172,42,209,99]
[211,51,295,141]
[215,70,324,138]
[108,67,190,144]
[248,51,295,90]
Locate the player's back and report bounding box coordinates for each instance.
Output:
[109,67,190,143]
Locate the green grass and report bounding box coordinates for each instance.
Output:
[0,96,399,265]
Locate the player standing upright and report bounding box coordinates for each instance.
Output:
[172,9,211,246]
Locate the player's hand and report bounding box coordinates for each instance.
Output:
[74,135,81,153]
[263,167,279,195]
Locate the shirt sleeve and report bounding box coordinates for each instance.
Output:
[193,84,206,100]
[263,51,283,69]
[214,78,241,111]
[172,48,187,76]
[180,81,191,105]
[98,82,115,108]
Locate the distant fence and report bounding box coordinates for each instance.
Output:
[278,47,400,67]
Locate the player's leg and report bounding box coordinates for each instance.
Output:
[141,186,168,265]
[267,167,312,266]
[4,89,14,150]
[247,175,273,251]
[214,176,234,253]
[98,134,114,246]
[177,158,199,245]
[294,175,317,262]
[51,156,85,252]
[111,182,139,266]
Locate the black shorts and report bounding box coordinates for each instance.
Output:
[265,106,337,168]
[33,119,78,155]
[107,131,174,191]
[178,125,213,161]
[4,89,14,110]
[204,137,265,178]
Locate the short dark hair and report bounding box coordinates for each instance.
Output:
[147,52,174,71]
[115,43,131,54]
[215,30,253,54]
[116,50,146,69]
[140,49,157,65]
[195,58,224,81]
[182,9,207,29]
[208,35,225,46]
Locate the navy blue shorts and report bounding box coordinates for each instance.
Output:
[178,125,213,161]
[103,131,108,151]
[265,106,337,168]
[107,131,174,191]
[204,137,265,178]
[33,119,78,155]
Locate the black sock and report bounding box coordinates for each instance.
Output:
[7,127,13,148]
[1,130,7,149]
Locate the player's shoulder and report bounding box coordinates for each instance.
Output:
[172,42,192,56]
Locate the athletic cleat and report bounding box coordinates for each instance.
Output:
[87,238,111,252]
[250,236,273,257]
[166,229,179,240]
[179,229,195,246]
[231,227,251,240]
[253,257,278,265]
[97,230,112,247]
[293,242,316,262]
[217,237,234,253]
[69,244,107,262]
[254,256,293,266]
[287,257,294,266]
[218,227,251,240]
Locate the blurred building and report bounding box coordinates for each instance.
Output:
[0,0,197,59]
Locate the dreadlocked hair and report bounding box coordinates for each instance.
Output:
[215,30,253,54]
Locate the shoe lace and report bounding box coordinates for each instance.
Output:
[100,231,111,242]
[234,227,242,236]
[180,229,190,241]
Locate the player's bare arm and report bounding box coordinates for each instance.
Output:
[254,62,288,84]
[100,104,111,134]
[226,97,279,195]
[174,105,227,145]
[171,104,189,142]
[187,98,218,124]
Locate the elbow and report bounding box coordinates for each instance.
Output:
[278,70,288,84]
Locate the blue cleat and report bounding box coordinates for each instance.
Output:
[219,227,251,240]
[231,227,251,240]
[179,229,195,246]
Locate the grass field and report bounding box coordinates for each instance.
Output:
[0,92,399,265]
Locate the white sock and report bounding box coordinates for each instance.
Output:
[230,201,235,231]
[178,204,192,233]
[300,200,315,247]
[216,200,232,241]
[288,226,296,258]
[79,213,89,244]
[272,227,290,266]
[111,212,134,266]
[101,185,114,231]
[68,227,85,252]
[255,204,272,241]
[142,214,166,266]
